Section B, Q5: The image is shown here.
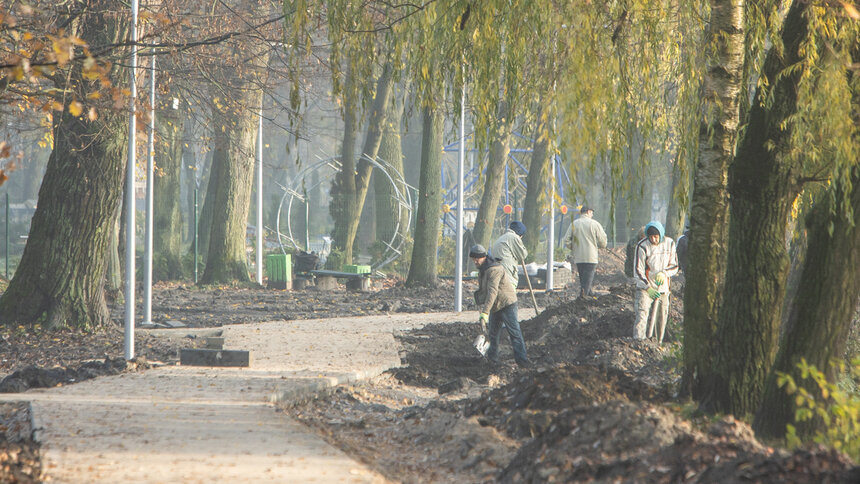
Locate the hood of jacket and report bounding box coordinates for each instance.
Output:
[644,221,665,242]
[479,256,502,272]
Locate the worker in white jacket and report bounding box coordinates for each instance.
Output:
[490,221,528,290]
[569,206,607,297]
[633,221,679,344]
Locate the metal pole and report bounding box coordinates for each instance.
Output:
[194,187,198,284]
[124,0,139,360]
[455,66,465,313]
[255,99,263,285]
[547,155,555,291]
[304,200,310,251]
[504,165,510,228]
[4,192,8,279]
[143,53,155,325]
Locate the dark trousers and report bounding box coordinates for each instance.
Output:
[486,303,529,365]
[576,262,597,296]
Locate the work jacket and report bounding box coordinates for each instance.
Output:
[634,222,679,293]
[570,215,608,264]
[474,257,517,314]
[490,229,527,288]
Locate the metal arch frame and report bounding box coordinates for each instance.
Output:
[275,155,413,272]
[440,132,573,224]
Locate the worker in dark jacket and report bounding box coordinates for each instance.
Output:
[470,244,531,368]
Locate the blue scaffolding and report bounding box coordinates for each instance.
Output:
[440,131,573,245]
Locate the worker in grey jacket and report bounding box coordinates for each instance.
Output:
[633,221,679,344]
[569,206,608,297]
[471,244,531,367]
[491,221,528,290]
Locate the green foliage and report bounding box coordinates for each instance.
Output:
[368,236,413,277]
[553,244,567,263]
[325,247,345,271]
[778,358,860,461]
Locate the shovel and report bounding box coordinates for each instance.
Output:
[521,260,540,314]
[473,333,490,356]
[473,316,490,355]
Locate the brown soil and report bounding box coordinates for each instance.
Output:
[1,247,858,483]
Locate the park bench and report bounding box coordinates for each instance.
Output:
[310,268,373,291]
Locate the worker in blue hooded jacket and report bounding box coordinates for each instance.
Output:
[633,221,679,344]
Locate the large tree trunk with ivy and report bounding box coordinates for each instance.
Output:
[374,83,408,248]
[754,164,860,440]
[703,2,808,416]
[0,0,128,330]
[153,97,185,281]
[522,102,550,262]
[330,62,393,266]
[199,84,262,284]
[472,100,513,248]
[406,106,443,287]
[681,0,745,401]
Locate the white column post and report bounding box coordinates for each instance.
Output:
[547,155,555,291]
[124,0,139,359]
[455,67,466,312]
[143,53,155,325]
[256,98,263,285]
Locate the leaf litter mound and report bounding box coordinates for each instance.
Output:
[0,249,858,482]
[288,255,860,483]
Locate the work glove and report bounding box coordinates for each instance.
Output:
[654,271,667,286]
[646,287,661,300]
[479,312,489,333]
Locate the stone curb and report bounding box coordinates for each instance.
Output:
[269,358,402,408]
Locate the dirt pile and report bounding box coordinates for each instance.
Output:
[0,357,147,393]
[113,280,477,328]
[0,323,192,389]
[289,257,859,483]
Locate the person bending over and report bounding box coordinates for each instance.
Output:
[470,244,531,368]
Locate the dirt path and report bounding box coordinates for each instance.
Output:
[2,311,526,483]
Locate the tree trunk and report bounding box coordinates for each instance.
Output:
[405,105,443,287]
[343,63,393,263]
[199,81,263,284]
[196,151,216,264]
[522,103,550,262]
[754,165,860,440]
[705,1,808,415]
[153,97,185,281]
[329,70,359,267]
[105,204,122,301]
[663,153,689,240]
[182,127,198,246]
[681,0,745,401]
[472,100,513,248]
[331,62,394,265]
[374,83,408,244]
[0,1,129,330]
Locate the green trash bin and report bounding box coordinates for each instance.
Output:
[343,264,371,274]
[265,254,292,290]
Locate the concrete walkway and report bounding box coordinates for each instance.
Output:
[0,310,532,483]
